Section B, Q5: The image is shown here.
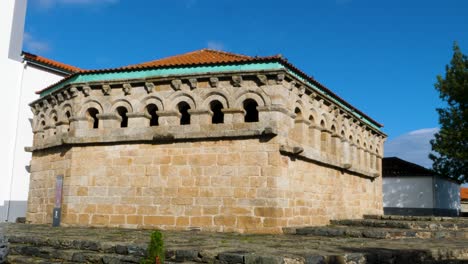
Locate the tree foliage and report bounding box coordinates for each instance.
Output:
[429,42,468,183]
[141,231,164,264]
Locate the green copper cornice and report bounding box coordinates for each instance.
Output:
[39,62,284,98]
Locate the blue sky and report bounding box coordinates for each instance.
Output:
[24,0,468,167]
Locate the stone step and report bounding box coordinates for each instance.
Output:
[7,235,146,257]
[331,219,468,230]
[292,226,468,239]
[8,244,141,263]
[364,214,468,222]
[6,255,74,264]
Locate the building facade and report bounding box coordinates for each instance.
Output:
[382,157,461,216]
[0,0,78,222]
[27,49,386,233]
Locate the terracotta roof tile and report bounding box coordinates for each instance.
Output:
[23,52,81,73]
[124,49,253,68]
[461,188,468,201]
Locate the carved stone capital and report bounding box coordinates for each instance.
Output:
[298,85,306,96]
[188,78,197,89]
[123,83,132,95]
[69,86,79,98]
[82,86,91,97]
[171,79,182,90]
[257,74,268,85]
[145,82,155,93]
[232,75,242,87]
[276,73,285,84]
[102,84,111,95]
[289,80,296,91]
[209,77,219,88]
[56,93,64,103]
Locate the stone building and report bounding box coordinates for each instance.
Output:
[27,49,386,233]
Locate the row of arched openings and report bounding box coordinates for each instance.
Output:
[85,99,259,129]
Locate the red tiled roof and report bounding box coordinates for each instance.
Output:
[461,188,468,201]
[33,48,383,128]
[23,52,81,73]
[123,49,253,69]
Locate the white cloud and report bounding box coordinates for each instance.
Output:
[385,127,439,169]
[23,32,51,53]
[207,41,225,51]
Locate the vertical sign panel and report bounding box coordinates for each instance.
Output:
[52,175,63,227]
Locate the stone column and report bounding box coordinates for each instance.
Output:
[292,118,311,145]
[188,109,211,125]
[309,125,321,150]
[330,133,341,159]
[342,139,351,168]
[157,110,180,126]
[127,113,150,128]
[320,129,332,158]
[97,113,121,129]
[55,120,70,135]
[222,108,245,124]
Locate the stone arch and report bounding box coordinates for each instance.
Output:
[201,91,230,109]
[60,104,73,120]
[79,100,103,116]
[141,96,165,112]
[48,110,58,126]
[110,99,134,113]
[35,114,46,131]
[233,90,269,108]
[168,91,197,110]
[308,109,319,126]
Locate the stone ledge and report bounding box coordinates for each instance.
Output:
[279,144,380,179]
[25,126,278,152]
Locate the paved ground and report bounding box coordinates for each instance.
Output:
[2,222,468,263]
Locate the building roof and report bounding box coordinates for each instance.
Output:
[33,48,384,129]
[382,157,435,177]
[23,51,81,74]
[461,188,468,201]
[122,49,254,69]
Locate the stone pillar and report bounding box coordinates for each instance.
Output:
[292,118,311,144]
[55,120,70,135]
[127,113,150,128]
[320,129,332,157]
[342,139,351,168]
[97,113,121,129]
[330,133,341,159]
[157,111,180,126]
[309,125,321,150]
[222,108,245,124]
[188,109,211,125]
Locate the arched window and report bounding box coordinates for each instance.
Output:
[146,104,159,126]
[87,108,99,129]
[210,100,224,124]
[65,111,71,132]
[116,107,128,128]
[178,102,191,125]
[243,99,258,123]
[294,108,302,120]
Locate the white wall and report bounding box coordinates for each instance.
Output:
[1,0,66,221]
[383,177,434,208]
[434,177,460,210]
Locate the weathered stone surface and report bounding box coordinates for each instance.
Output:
[0,234,8,264]
[3,222,468,263]
[27,69,385,233]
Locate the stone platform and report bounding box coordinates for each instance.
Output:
[2,215,468,263]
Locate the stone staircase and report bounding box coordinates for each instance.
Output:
[288,215,468,239]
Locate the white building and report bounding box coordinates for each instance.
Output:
[382,157,461,216]
[1,0,78,222]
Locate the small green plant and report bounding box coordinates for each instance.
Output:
[141,231,165,264]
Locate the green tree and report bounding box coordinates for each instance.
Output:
[141,231,165,264]
[429,42,468,183]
